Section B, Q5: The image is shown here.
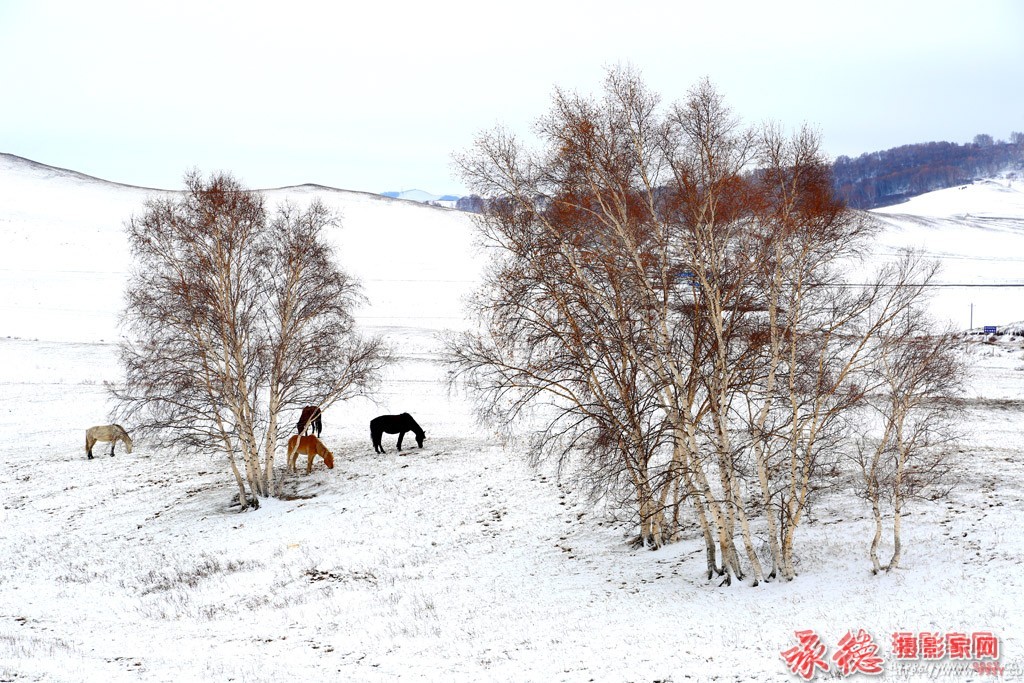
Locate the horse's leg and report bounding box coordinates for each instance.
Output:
[306,452,315,475]
[110,439,116,457]
[396,430,405,451]
[372,429,383,453]
[86,435,94,459]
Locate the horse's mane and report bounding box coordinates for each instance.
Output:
[403,413,425,437]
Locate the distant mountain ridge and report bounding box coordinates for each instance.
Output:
[381,189,461,207]
[0,152,167,191]
[0,152,432,205]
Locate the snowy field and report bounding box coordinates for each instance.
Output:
[1,153,1023,681]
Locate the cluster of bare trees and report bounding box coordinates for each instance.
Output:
[447,68,963,583]
[112,171,388,508]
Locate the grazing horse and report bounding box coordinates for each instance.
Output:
[286,434,334,474]
[85,424,133,459]
[370,413,426,453]
[296,405,323,438]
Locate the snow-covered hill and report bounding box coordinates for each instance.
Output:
[871,176,1024,329]
[1,157,1023,681]
[0,154,477,343]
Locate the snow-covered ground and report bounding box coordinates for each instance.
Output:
[1,156,1023,681]
[873,177,1024,330]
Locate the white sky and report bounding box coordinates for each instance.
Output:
[1,0,1021,195]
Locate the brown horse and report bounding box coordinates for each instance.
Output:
[296,406,323,438]
[85,424,133,459]
[286,434,334,474]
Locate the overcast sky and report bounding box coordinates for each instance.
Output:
[1,0,1021,195]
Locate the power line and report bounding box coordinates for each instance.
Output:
[823,282,1024,288]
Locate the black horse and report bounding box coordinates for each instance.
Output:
[296,405,323,438]
[370,413,426,453]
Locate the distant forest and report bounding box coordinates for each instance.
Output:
[833,133,1024,209]
[455,133,1024,213]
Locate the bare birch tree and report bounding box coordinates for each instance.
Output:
[112,171,387,508]
[855,306,964,573]
[736,125,884,581]
[449,70,759,565]
[449,70,683,548]
[261,200,390,493]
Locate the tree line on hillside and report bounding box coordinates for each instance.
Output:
[459,134,1024,213]
[833,134,1024,209]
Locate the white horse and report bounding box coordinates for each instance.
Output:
[85,424,133,459]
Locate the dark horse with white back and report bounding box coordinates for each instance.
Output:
[370,413,426,453]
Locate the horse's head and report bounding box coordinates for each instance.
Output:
[318,443,335,469]
[124,435,134,454]
[416,432,426,448]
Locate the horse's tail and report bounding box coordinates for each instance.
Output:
[286,434,300,467]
